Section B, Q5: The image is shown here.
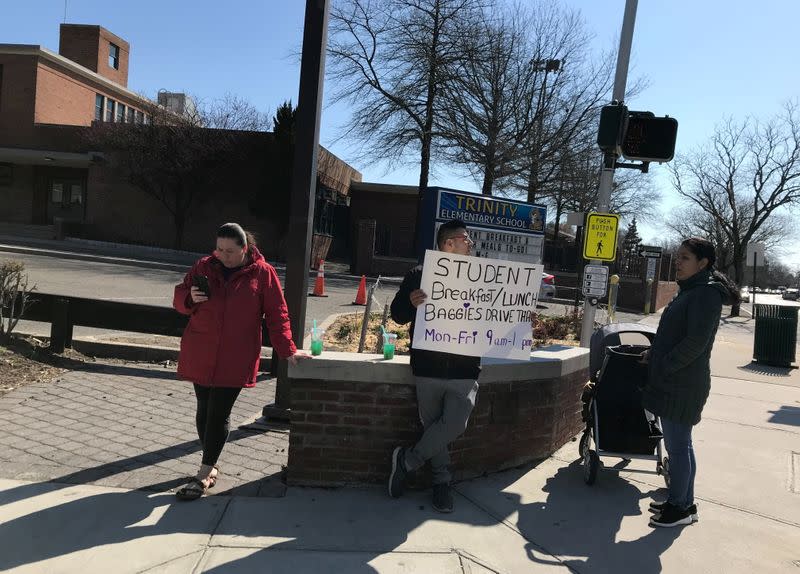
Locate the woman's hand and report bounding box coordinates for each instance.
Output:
[410,289,428,308]
[286,351,312,366]
[190,286,208,304]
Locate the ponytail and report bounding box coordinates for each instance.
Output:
[681,237,740,305]
[711,268,741,305]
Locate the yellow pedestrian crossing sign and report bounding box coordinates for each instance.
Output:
[583,212,619,262]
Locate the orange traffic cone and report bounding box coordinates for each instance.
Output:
[352,275,367,305]
[309,260,328,297]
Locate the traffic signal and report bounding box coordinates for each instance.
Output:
[621,112,678,162]
[596,104,628,153]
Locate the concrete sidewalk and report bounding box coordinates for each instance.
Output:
[0,318,798,572]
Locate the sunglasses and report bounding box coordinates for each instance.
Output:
[450,233,474,246]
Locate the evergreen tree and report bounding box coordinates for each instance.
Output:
[622,217,642,257]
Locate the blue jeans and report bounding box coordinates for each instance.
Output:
[661,417,696,509]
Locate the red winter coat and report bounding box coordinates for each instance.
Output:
[173,246,296,388]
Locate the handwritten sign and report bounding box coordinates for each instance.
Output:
[412,250,543,360]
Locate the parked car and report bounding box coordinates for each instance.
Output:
[539,273,556,301]
[782,288,799,301]
[740,287,750,303]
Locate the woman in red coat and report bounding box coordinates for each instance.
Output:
[173,222,307,500]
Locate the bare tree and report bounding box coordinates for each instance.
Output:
[328,0,487,237]
[200,94,270,131]
[668,102,800,314]
[664,204,792,278]
[514,3,614,205]
[88,96,270,249]
[435,1,614,199]
[436,6,535,195]
[540,138,661,241]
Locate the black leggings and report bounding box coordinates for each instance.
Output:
[193,384,242,466]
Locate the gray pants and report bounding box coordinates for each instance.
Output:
[403,376,478,485]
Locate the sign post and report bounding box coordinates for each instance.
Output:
[579,0,639,347]
[746,242,765,315]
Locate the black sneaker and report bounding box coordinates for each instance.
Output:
[388,447,407,498]
[649,503,693,527]
[432,483,454,513]
[649,501,698,522]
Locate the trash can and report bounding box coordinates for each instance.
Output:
[753,304,798,367]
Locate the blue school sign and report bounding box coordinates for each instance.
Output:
[417,187,547,265]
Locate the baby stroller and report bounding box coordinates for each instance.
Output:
[579,322,669,486]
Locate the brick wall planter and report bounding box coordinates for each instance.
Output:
[286,348,589,487]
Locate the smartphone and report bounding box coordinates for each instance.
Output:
[192,274,210,297]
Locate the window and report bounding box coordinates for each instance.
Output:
[95,94,104,121]
[116,103,125,123]
[69,183,83,204]
[127,107,135,123]
[135,110,144,125]
[109,43,120,69]
[51,183,64,203]
[105,99,115,122]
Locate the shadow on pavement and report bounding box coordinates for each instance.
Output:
[468,459,682,572]
[0,476,492,574]
[767,405,800,427]
[738,361,797,378]
[0,427,273,506]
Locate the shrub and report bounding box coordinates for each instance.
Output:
[532,308,582,346]
[0,260,35,341]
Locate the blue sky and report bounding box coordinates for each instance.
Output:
[3,0,799,269]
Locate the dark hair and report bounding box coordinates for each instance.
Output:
[436,219,468,249]
[681,236,740,304]
[217,222,257,248]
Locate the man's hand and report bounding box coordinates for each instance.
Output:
[639,349,650,364]
[409,289,427,308]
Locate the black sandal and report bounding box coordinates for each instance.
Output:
[175,477,209,501]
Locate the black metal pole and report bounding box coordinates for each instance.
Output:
[264,0,329,419]
[752,252,757,316]
[573,224,583,309]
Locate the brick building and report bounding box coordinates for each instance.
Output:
[0,24,360,260]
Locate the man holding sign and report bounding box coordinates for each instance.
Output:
[389,220,479,512]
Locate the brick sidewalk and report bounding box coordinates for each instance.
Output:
[0,363,289,497]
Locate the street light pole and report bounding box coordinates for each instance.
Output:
[579,0,638,347]
[264,0,330,419]
[527,59,560,204]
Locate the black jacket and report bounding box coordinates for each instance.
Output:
[642,269,729,425]
[390,265,481,380]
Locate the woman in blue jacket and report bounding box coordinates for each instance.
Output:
[643,237,739,527]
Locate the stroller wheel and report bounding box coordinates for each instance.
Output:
[583,450,600,485]
[579,431,591,459]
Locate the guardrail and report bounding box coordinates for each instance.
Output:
[6,292,271,355]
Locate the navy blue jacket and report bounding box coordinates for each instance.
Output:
[642,269,729,425]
